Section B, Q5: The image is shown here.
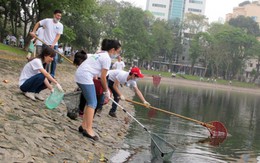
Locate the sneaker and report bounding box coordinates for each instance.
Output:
[35,93,44,101]
[109,112,117,118]
[24,92,36,101]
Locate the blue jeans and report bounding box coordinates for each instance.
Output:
[20,73,46,93]
[108,79,119,113]
[43,44,58,76]
[77,83,97,109]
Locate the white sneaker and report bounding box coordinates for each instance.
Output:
[35,93,44,101]
[25,92,36,101]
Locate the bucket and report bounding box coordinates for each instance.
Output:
[45,87,64,110]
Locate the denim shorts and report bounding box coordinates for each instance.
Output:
[77,83,97,109]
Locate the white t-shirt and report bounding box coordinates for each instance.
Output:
[35,27,45,46]
[40,18,63,45]
[19,58,43,86]
[75,51,111,84]
[108,70,137,88]
[112,61,125,70]
[58,47,63,54]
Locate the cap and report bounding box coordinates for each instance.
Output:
[130,67,144,78]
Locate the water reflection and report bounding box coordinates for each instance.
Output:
[111,81,260,162]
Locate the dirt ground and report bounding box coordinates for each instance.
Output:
[0,50,136,162]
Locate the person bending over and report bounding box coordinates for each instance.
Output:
[107,67,150,118]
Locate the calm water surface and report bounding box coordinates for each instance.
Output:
[111,81,260,163]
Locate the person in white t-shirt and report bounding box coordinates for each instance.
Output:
[107,67,150,118]
[30,9,64,77]
[57,44,64,63]
[75,39,121,141]
[19,47,63,101]
[112,55,125,70]
[35,27,45,55]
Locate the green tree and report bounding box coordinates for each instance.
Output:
[189,32,213,76]
[118,6,150,65]
[247,40,260,82]
[183,13,208,35]
[228,15,260,36]
[208,23,256,79]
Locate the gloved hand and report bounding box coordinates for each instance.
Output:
[143,101,151,107]
[56,83,64,92]
[103,90,110,98]
[120,95,125,101]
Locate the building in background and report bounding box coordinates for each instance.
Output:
[168,0,185,20]
[226,0,260,26]
[226,1,260,81]
[146,0,171,20]
[146,0,207,74]
[146,0,206,21]
[184,0,206,16]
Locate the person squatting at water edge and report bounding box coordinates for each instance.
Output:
[75,39,121,141]
[71,50,106,119]
[19,46,64,101]
[30,9,64,77]
[107,67,151,118]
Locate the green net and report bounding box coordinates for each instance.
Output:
[150,133,176,161]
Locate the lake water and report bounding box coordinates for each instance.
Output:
[110,81,260,163]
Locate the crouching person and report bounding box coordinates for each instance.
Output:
[19,46,63,101]
[108,67,150,118]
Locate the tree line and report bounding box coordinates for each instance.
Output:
[1,0,260,81]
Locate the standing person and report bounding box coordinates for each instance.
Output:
[112,56,125,70]
[19,46,63,101]
[57,44,63,63]
[26,38,36,60]
[19,35,24,48]
[35,27,45,55]
[107,67,150,118]
[30,9,64,77]
[75,39,121,141]
[72,51,105,119]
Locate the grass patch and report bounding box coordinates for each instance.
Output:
[140,68,258,88]
[0,43,27,55]
[141,69,172,77]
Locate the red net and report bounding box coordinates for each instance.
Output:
[152,75,161,86]
[207,121,228,138]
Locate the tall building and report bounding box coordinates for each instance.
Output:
[226,0,260,26]
[146,0,171,20]
[146,0,206,21]
[168,0,185,20]
[184,0,206,15]
[146,0,207,73]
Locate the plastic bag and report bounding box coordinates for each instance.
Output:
[45,87,64,110]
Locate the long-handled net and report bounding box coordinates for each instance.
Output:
[126,99,228,138]
[109,97,175,161]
